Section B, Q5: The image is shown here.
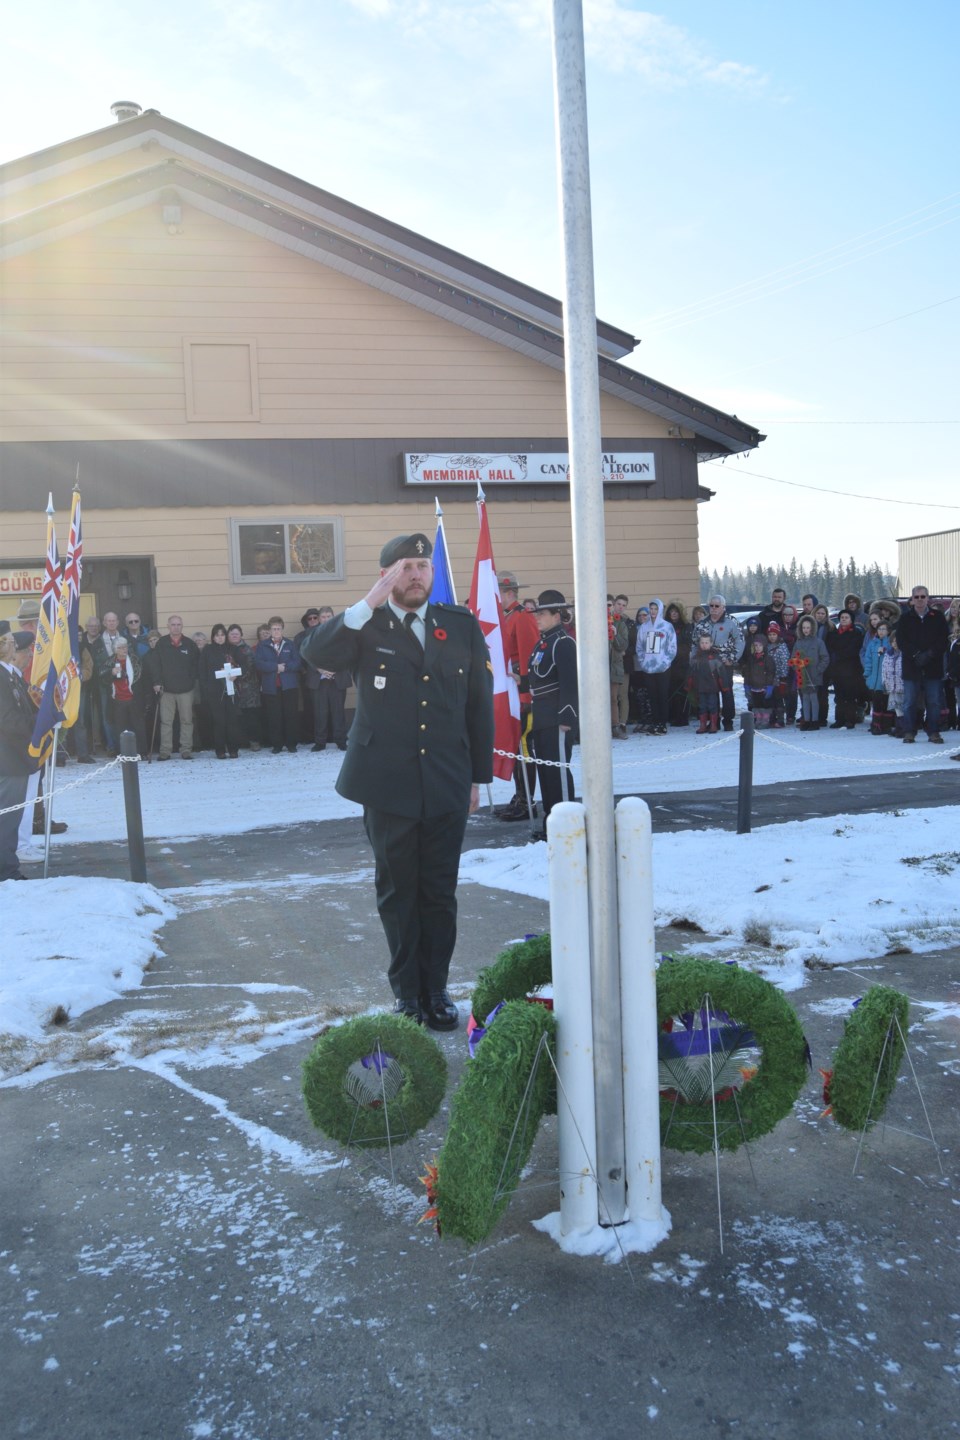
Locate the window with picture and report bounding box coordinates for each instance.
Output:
[229,519,344,583]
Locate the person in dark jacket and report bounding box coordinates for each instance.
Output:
[789,615,829,730]
[742,634,777,727]
[825,611,866,728]
[300,606,351,752]
[225,624,262,751]
[665,600,692,726]
[0,632,39,881]
[301,533,494,1029]
[200,624,244,759]
[145,615,200,759]
[255,616,302,754]
[896,585,949,743]
[528,589,578,839]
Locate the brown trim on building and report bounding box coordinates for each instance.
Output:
[0,437,701,510]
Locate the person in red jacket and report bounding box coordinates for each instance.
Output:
[495,571,541,822]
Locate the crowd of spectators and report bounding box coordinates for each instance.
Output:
[611,586,959,745]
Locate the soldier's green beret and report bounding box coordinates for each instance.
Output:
[379,533,433,567]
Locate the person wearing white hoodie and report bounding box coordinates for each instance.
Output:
[635,597,677,735]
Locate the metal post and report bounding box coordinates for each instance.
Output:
[547,802,599,1236]
[120,730,147,882]
[41,732,59,880]
[737,712,755,835]
[551,0,625,1223]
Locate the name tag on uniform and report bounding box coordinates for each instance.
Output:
[374,675,386,689]
[375,646,396,655]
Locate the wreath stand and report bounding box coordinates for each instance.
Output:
[336,1037,415,1188]
[659,989,760,1256]
[849,1013,944,1179]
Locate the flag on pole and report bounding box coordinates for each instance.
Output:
[429,497,458,605]
[27,494,60,701]
[29,487,83,764]
[467,490,520,782]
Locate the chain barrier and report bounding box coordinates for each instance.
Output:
[754,730,960,767]
[494,729,742,771]
[0,752,141,820]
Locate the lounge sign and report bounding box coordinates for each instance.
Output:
[0,567,44,596]
[404,451,656,486]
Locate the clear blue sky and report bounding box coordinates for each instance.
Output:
[3,1,958,576]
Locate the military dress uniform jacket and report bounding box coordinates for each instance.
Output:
[528,625,579,735]
[302,603,494,819]
[0,666,37,776]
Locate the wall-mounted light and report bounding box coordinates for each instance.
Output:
[117,569,133,602]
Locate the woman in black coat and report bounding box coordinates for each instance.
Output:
[825,611,866,728]
[664,600,692,726]
[200,624,244,758]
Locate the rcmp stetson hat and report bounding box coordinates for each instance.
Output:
[534,589,572,612]
[16,598,41,621]
[498,570,521,591]
[379,533,433,567]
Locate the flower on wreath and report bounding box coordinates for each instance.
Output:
[419,1157,441,1234]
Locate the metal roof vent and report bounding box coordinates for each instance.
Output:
[110,101,142,123]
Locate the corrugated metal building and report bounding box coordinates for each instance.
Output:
[897,528,960,597]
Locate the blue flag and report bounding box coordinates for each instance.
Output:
[430,505,457,605]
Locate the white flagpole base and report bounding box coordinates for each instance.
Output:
[544,801,598,1237]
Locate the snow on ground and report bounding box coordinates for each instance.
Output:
[0,878,174,1039]
[40,722,960,845]
[460,806,960,989]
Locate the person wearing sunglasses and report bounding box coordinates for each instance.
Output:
[897,587,948,744]
[689,595,744,731]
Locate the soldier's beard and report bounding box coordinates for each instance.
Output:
[392,576,431,609]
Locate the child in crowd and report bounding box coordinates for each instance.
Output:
[765,622,791,727]
[689,632,727,733]
[788,615,829,730]
[881,631,905,738]
[743,634,776,727]
[861,620,895,734]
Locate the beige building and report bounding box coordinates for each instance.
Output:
[897,528,960,599]
[0,103,762,630]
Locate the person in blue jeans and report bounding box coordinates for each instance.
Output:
[896,585,948,744]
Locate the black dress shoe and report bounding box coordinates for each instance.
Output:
[311,743,326,752]
[33,820,68,835]
[420,991,459,1031]
[393,998,423,1023]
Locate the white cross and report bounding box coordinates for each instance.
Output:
[215,661,243,696]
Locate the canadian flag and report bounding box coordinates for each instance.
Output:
[467,497,520,782]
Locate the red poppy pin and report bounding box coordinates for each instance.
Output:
[433,628,447,641]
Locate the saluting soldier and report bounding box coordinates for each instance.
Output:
[527,589,578,841]
[302,533,494,1029]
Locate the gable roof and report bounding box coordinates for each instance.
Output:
[0,109,763,461]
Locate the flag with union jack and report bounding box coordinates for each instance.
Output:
[467,496,519,782]
[29,487,83,763]
[28,495,61,702]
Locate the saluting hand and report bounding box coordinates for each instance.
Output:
[363,561,407,610]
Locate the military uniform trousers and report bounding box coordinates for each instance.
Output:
[527,725,574,821]
[362,805,470,1003]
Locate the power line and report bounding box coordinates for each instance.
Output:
[704,462,960,509]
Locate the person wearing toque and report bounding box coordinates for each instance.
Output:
[302,531,494,1030]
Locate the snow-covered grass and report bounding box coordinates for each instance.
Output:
[460,806,960,991]
[0,877,174,1040]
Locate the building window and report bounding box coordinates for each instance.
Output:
[229,519,344,583]
[185,338,260,421]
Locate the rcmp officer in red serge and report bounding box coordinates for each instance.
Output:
[302,533,494,1029]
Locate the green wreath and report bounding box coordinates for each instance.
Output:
[302,1013,447,1149]
[436,1000,556,1245]
[656,959,809,1154]
[827,985,910,1132]
[472,934,552,1021]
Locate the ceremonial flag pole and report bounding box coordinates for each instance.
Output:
[30,485,84,878]
[429,497,458,605]
[467,484,520,811]
[26,495,61,868]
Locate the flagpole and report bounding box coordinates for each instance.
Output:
[551,0,626,1227]
[42,730,59,880]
